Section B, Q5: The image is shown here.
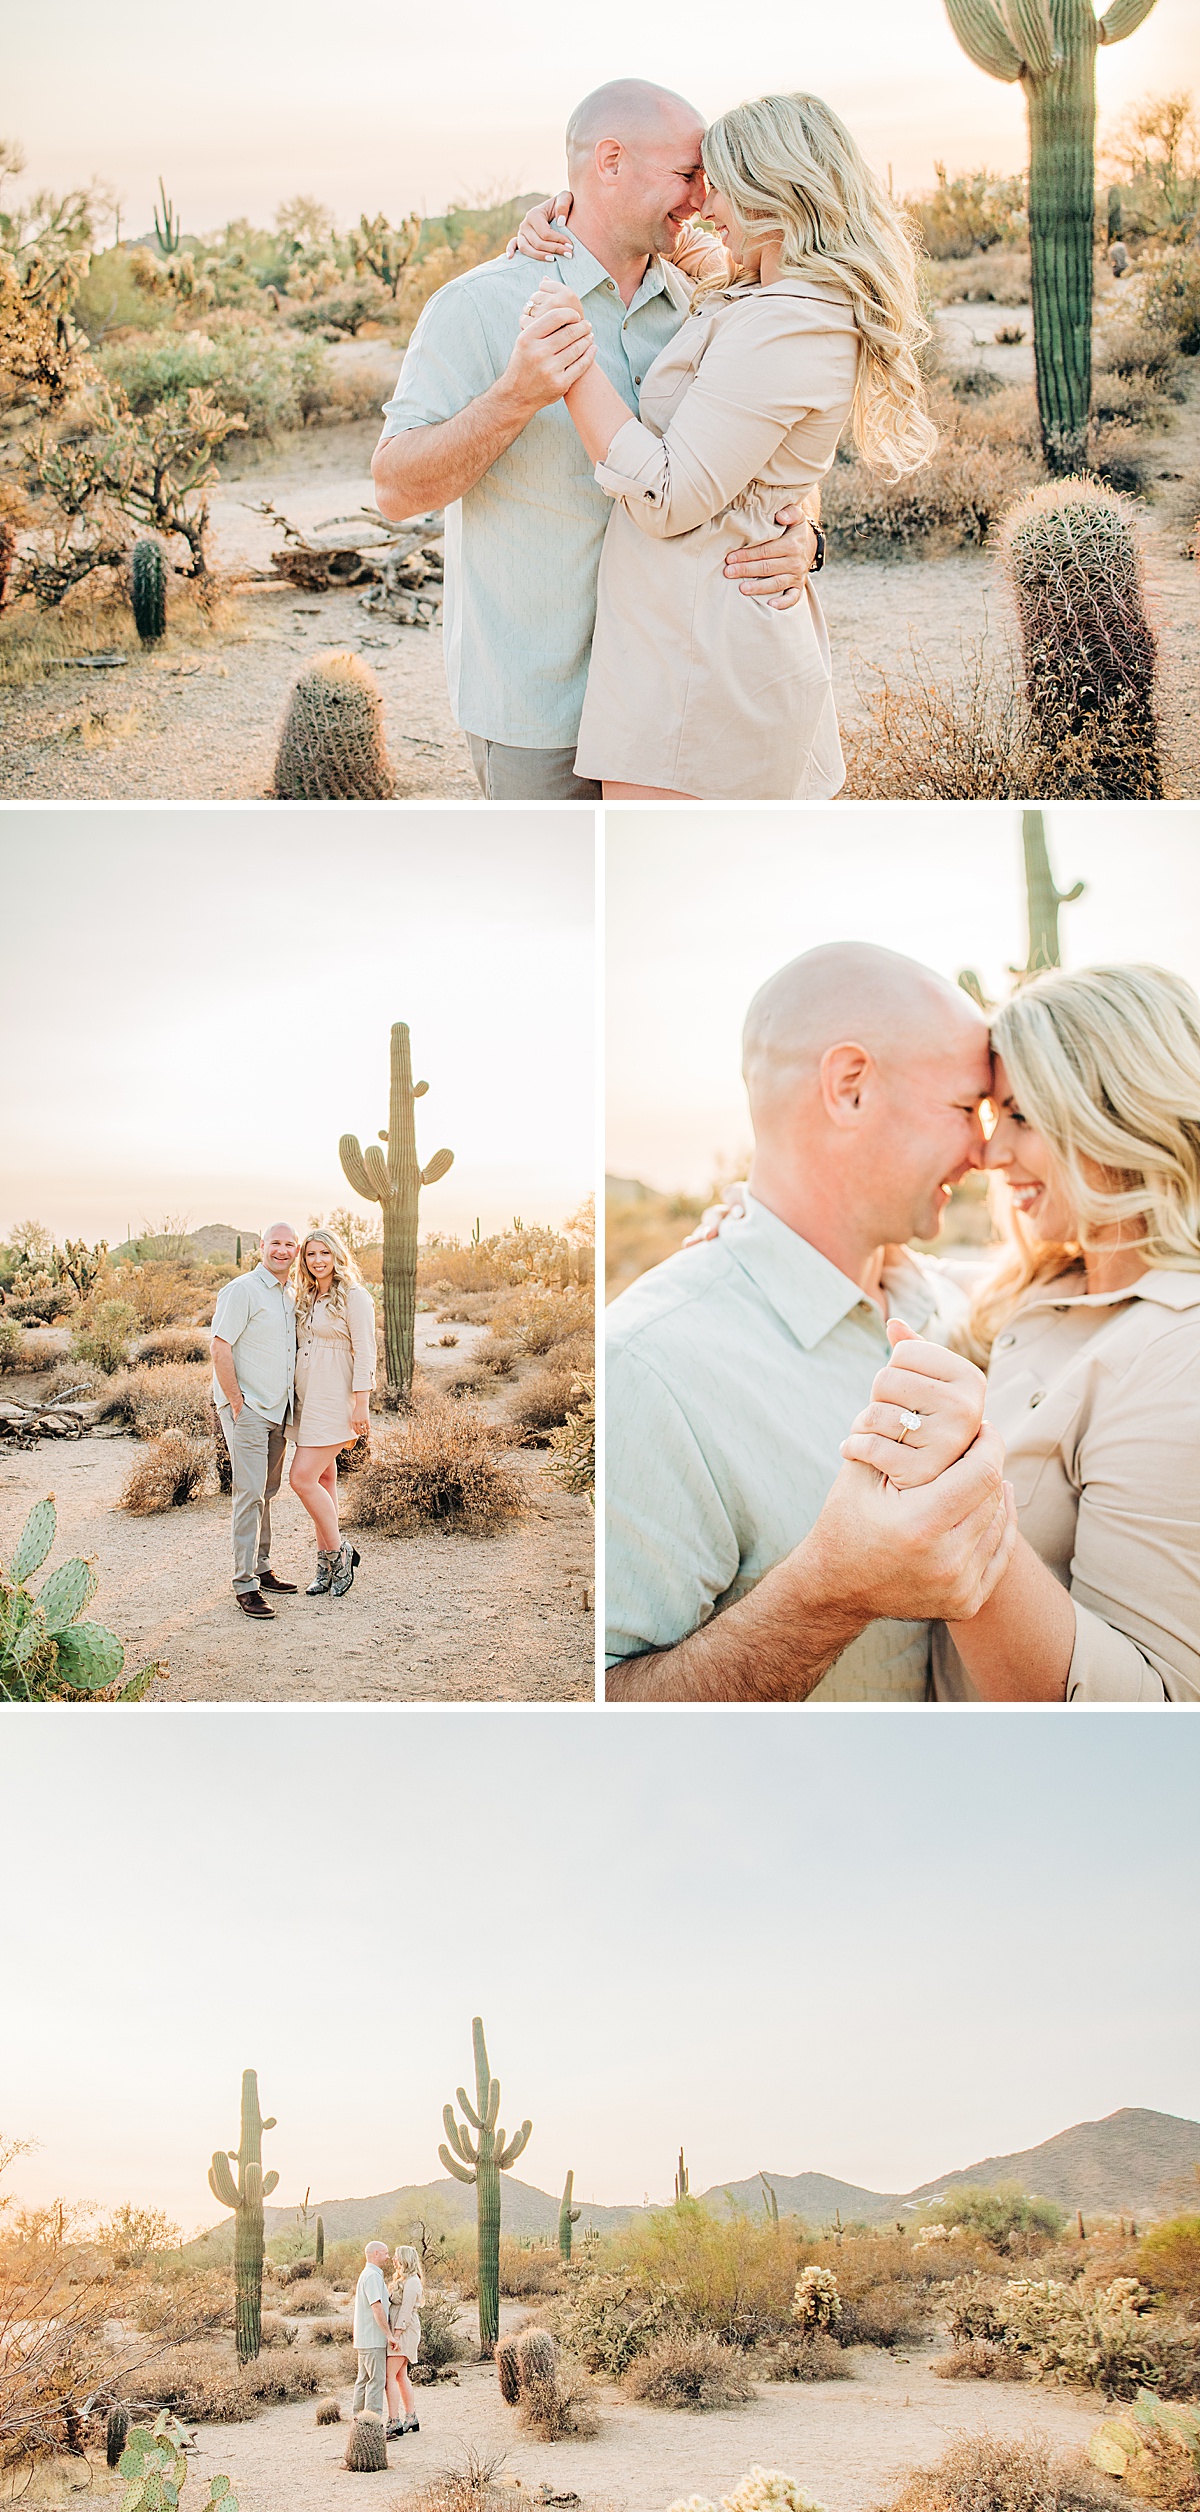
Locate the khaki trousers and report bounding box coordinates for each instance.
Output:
[218,1404,287,1594]
[467,733,601,802]
[352,2348,388,2418]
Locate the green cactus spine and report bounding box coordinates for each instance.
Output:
[943,0,1160,471]
[558,2170,581,2261]
[438,2016,532,2357]
[273,652,395,800]
[131,539,167,642]
[315,2214,324,2267]
[207,2070,279,2364]
[339,1021,453,1393]
[999,477,1161,795]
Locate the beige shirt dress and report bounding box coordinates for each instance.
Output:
[574,275,860,799]
[933,1266,1200,1703]
[389,2274,423,2361]
[291,1283,377,1448]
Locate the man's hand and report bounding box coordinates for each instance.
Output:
[504,298,595,413]
[840,1319,988,1491]
[810,1423,1017,1626]
[725,504,819,609]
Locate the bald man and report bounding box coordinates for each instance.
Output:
[210,1222,299,1618]
[605,946,1016,1702]
[371,80,818,801]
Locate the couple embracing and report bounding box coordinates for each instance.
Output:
[209,1223,376,1616]
[353,2242,424,2440]
[606,950,1200,1702]
[373,80,934,800]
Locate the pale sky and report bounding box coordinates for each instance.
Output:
[1,1709,1196,2229]
[0,809,594,1246]
[606,806,1200,1195]
[8,0,1195,235]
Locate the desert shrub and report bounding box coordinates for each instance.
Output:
[144,2339,336,2419]
[1140,2222,1200,2310]
[880,2436,1119,2512]
[98,328,331,437]
[39,1359,100,1398]
[839,2277,929,2349]
[568,2277,676,2376]
[999,2278,1200,2400]
[823,381,1042,550]
[72,1300,139,1374]
[617,2206,810,2348]
[497,2244,567,2299]
[908,165,1027,259]
[507,1354,585,1440]
[344,1398,525,1534]
[936,2340,1028,2381]
[417,1218,591,1298]
[0,1319,24,1370]
[134,1330,211,1366]
[98,1363,214,1439]
[402,2452,515,2512]
[944,2272,1013,2344]
[120,1433,210,1513]
[624,2329,756,2410]
[284,2281,331,2313]
[115,1263,212,1331]
[1142,248,1200,355]
[504,1285,594,1353]
[842,634,1161,805]
[924,2186,1065,2251]
[7,1288,75,1324]
[763,2333,854,2382]
[474,1332,518,1377]
[411,2288,467,2373]
[258,2313,297,2349]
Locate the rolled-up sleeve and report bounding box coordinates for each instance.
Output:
[1064,1324,1200,1702]
[348,1286,378,1392]
[592,307,805,539]
[605,1342,739,1667]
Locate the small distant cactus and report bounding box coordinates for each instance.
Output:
[106,2406,130,2468]
[131,538,167,642]
[315,2214,324,2267]
[559,2170,582,2261]
[999,478,1161,796]
[344,2416,388,2472]
[273,651,395,799]
[675,2148,689,2202]
[316,2398,341,2425]
[0,1495,150,1700]
[793,2267,842,2334]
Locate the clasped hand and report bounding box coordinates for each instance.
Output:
[507,284,596,410]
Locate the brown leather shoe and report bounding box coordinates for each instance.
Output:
[237,1589,276,1619]
[258,1569,297,1594]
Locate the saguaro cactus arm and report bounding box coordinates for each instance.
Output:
[422,1149,454,1185]
[1098,0,1157,35]
[209,2152,239,2208]
[944,0,1022,77]
[338,1136,379,1204]
[498,2121,533,2169]
[439,2143,478,2184]
[1000,0,1058,72]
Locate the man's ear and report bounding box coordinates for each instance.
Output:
[594,137,623,186]
[819,1040,872,1128]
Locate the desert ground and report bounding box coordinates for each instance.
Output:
[4,311,1198,801]
[190,2312,1108,2512]
[0,1319,593,1703]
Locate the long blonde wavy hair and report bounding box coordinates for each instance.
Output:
[295,1225,363,1327]
[965,963,1200,1365]
[698,91,937,480]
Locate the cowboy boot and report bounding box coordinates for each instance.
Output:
[306,1549,337,1596]
[330,1540,361,1598]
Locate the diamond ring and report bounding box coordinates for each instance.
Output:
[897,1407,922,1441]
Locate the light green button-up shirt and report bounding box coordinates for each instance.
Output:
[605,1194,965,1700]
[210,1264,296,1425]
[380,234,689,748]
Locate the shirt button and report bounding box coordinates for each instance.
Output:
[995,1331,1016,1350]
[634,374,642,384]
[1029,1390,1046,1406]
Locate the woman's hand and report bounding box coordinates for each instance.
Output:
[682,1181,748,1247]
[840,1318,989,1490]
[507,190,575,261]
[520,280,586,330]
[504,297,596,408]
[349,1397,370,1439]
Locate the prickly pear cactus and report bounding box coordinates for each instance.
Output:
[117,2412,237,2512]
[0,1496,146,1700]
[999,478,1161,796]
[131,538,167,642]
[273,652,395,800]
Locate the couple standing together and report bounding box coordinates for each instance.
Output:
[353,2242,424,2439]
[373,80,934,801]
[606,950,1200,1703]
[209,1223,377,1615]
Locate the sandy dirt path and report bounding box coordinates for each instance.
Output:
[0,1321,594,1702]
[187,2337,1108,2512]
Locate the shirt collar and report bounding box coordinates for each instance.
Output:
[717,1192,881,1352]
[253,1262,286,1292]
[1019,1265,1200,1315]
[561,225,674,313]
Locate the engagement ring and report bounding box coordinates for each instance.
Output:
[897,1408,922,1439]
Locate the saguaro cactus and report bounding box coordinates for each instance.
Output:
[315,2214,324,2267]
[208,2070,278,2364]
[999,476,1161,794]
[339,1021,454,1394]
[674,2148,689,2201]
[942,0,1159,470]
[1019,808,1084,971]
[558,2170,581,2261]
[438,2017,532,2356]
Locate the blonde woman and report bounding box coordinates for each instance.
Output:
[839,965,1200,1702]
[515,92,935,799]
[386,2246,423,2440]
[288,1228,377,1598]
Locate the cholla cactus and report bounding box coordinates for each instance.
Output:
[60,1238,108,1301]
[943,1,1160,470]
[273,651,394,799]
[668,2468,830,2512]
[438,2016,532,2356]
[339,1021,453,1394]
[999,479,1161,797]
[792,2267,842,2333]
[0,1495,147,1700]
[208,2071,279,2365]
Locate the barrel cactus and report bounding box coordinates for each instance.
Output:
[943,0,1160,471]
[131,538,167,642]
[0,1495,150,1700]
[438,2017,532,2357]
[344,2417,388,2472]
[339,1021,453,1394]
[273,651,394,799]
[106,2407,130,2468]
[495,2335,521,2404]
[559,2169,581,2261]
[208,2070,279,2364]
[999,477,1161,795]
